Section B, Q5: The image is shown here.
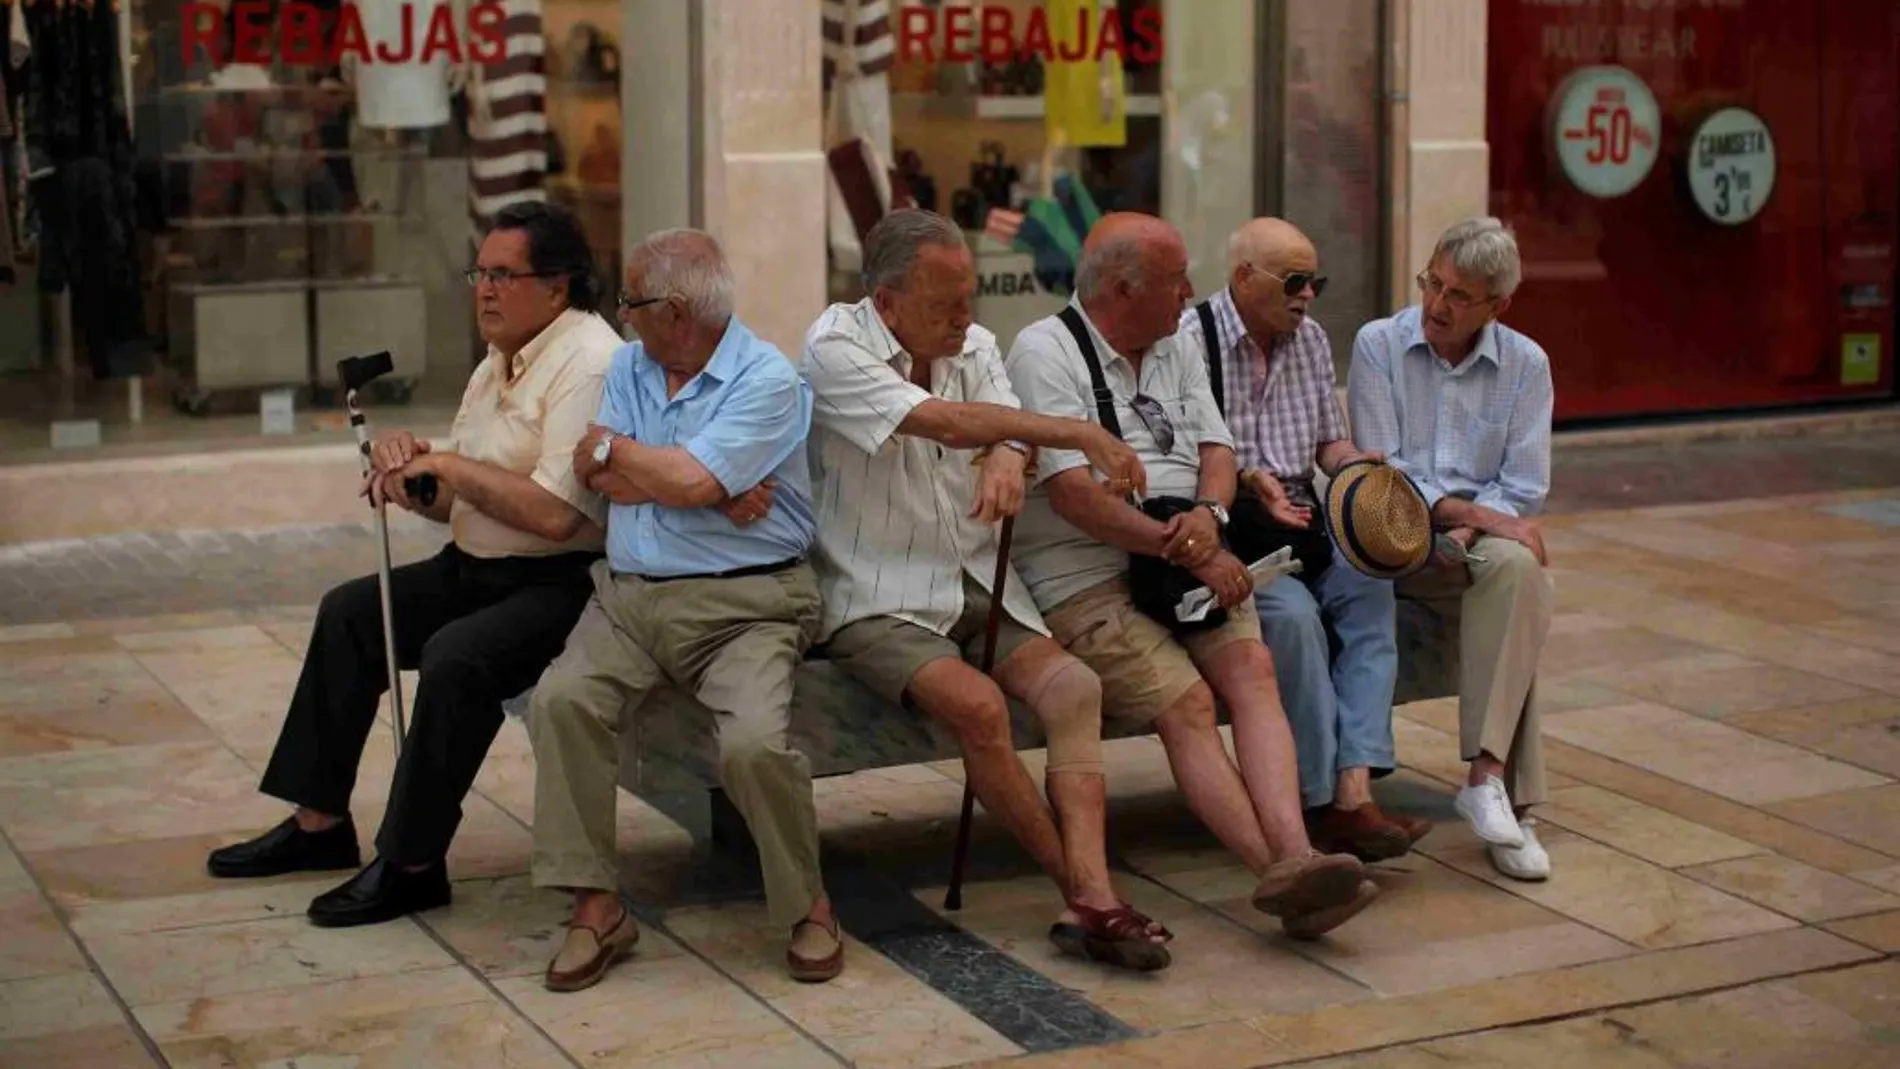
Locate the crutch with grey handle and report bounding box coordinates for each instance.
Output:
[337,351,425,760]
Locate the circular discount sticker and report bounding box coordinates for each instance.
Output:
[1549,66,1661,198]
[1685,107,1776,225]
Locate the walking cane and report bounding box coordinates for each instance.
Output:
[943,514,1015,912]
[338,352,409,760]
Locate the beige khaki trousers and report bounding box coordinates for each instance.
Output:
[1398,534,1553,806]
[528,560,825,928]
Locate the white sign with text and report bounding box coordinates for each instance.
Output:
[1550,65,1661,198]
[1686,106,1776,225]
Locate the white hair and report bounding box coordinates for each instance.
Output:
[629,228,735,326]
[1075,230,1147,302]
[1430,216,1522,299]
[862,209,966,291]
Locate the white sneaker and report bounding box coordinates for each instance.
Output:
[1455,775,1525,848]
[1487,818,1551,881]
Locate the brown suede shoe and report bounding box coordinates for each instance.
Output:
[787,916,844,983]
[1283,879,1380,940]
[544,904,640,993]
[1251,850,1364,918]
[1308,804,1413,863]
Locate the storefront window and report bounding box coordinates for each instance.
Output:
[821,0,1258,349]
[0,0,622,453]
[1489,0,1897,422]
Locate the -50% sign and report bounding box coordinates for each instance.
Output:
[1550,66,1660,198]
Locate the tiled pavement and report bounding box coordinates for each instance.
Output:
[3,450,1900,1065]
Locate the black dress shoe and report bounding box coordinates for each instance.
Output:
[307,857,452,928]
[207,816,361,879]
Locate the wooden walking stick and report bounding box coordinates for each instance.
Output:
[943,514,1015,912]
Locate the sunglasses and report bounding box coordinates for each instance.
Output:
[1130,394,1177,457]
[464,267,557,287]
[1259,268,1327,299]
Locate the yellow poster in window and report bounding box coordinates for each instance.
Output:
[1043,0,1128,148]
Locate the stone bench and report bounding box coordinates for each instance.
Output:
[507,595,1459,852]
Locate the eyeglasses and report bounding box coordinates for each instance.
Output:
[1416,270,1498,312]
[463,267,556,287]
[617,293,665,313]
[1252,265,1327,299]
[1129,394,1177,456]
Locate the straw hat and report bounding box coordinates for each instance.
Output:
[1325,460,1433,579]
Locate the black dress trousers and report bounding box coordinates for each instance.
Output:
[259,542,597,865]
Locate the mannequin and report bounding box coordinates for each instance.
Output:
[349,0,469,218]
[466,0,549,234]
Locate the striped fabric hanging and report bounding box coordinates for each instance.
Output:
[468,0,549,231]
[822,0,894,90]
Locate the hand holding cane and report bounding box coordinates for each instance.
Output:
[943,514,1015,911]
[337,352,409,760]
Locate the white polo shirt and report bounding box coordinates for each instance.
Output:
[798,299,1050,644]
[1003,300,1235,613]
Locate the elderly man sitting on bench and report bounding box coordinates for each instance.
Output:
[797,208,1171,971]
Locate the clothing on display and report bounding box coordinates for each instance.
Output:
[822,0,893,91]
[354,0,455,131]
[468,0,548,231]
[19,0,153,379]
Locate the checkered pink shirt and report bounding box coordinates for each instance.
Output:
[1178,288,1346,488]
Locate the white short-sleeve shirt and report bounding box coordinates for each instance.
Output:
[1003,300,1235,613]
[799,299,1050,644]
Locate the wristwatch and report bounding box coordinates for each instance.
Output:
[592,430,619,466]
[1196,499,1230,528]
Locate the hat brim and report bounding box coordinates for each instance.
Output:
[1325,460,1433,580]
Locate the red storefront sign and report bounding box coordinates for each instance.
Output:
[1488,0,1897,422]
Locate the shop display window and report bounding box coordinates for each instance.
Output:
[0,0,622,452]
[1489,0,1897,422]
[822,0,1261,350]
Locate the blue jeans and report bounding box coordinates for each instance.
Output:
[1253,546,1399,809]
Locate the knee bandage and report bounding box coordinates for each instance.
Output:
[1024,657,1105,776]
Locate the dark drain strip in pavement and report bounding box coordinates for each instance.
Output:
[639,787,1141,1054]
[826,851,1142,1054]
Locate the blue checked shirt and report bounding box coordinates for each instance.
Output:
[1346,305,1554,518]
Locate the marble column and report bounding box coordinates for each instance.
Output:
[1389,0,1489,308]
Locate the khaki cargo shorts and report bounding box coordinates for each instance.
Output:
[1042,576,1261,726]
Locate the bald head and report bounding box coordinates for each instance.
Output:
[1073,212,1193,356]
[1076,212,1183,302]
[1228,217,1314,277]
[1227,217,1322,340]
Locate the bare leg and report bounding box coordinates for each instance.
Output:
[990,640,1122,918]
[908,656,1070,888]
[1199,639,1316,861]
[1151,682,1274,875]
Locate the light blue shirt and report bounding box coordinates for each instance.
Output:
[596,319,817,576]
[1346,304,1553,518]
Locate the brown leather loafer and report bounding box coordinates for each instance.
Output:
[1381,806,1433,847]
[544,905,640,993]
[1308,804,1414,863]
[787,916,844,983]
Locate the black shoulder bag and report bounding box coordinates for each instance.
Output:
[1056,306,1228,634]
[1193,299,1335,583]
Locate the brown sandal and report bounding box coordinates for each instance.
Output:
[1048,903,1173,972]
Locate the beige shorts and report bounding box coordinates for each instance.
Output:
[825,575,1045,705]
[1043,576,1261,726]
